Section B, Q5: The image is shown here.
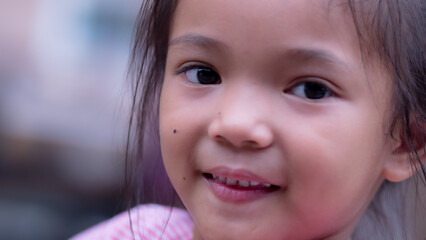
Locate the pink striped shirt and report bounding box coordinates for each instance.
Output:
[71,204,194,240]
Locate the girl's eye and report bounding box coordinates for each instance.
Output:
[288,82,334,100]
[181,66,221,85]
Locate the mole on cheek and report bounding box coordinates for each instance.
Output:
[183,177,186,181]
[173,129,177,134]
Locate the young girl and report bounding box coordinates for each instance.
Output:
[73,0,425,239]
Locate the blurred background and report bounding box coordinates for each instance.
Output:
[0,0,140,239]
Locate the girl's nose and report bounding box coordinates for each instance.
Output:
[207,91,274,149]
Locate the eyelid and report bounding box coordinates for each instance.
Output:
[175,62,222,86]
[286,77,340,97]
[175,62,215,75]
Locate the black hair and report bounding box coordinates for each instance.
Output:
[346,0,425,179]
[124,0,178,207]
[124,0,425,238]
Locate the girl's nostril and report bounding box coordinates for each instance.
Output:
[214,135,226,142]
[208,113,273,148]
[244,140,260,148]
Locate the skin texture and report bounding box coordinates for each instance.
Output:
[159,0,405,239]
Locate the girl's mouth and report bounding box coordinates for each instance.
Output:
[203,173,280,190]
[202,172,281,203]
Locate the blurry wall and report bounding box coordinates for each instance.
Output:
[0,0,139,239]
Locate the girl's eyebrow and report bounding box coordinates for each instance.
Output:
[168,33,228,51]
[286,48,352,70]
[169,33,352,71]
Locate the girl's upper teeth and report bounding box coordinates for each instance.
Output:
[212,175,272,188]
[239,180,249,187]
[226,178,236,185]
[250,181,259,186]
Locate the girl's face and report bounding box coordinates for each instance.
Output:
[160,0,395,239]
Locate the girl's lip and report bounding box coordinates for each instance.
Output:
[202,166,282,203]
[203,166,280,187]
[203,173,281,203]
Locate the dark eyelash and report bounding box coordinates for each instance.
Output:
[176,64,208,75]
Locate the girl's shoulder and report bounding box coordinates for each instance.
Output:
[71,204,194,240]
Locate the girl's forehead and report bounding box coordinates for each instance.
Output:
[172,0,353,24]
[170,0,362,69]
[170,0,357,43]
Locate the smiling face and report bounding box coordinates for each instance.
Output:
[159,0,396,239]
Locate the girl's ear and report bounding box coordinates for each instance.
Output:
[382,122,426,182]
